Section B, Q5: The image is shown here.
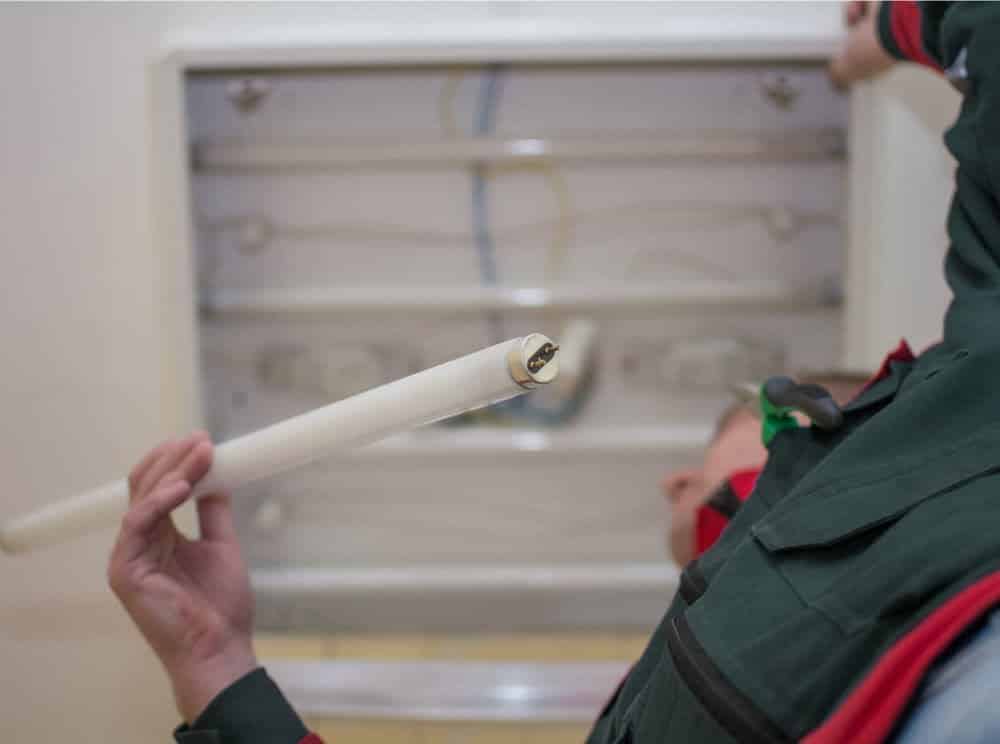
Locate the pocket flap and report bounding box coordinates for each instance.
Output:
[752,424,1000,552]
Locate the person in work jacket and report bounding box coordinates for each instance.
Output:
[664,372,869,567]
[106,2,1000,742]
[585,3,1000,742]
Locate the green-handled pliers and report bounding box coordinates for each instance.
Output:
[734,376,844,446]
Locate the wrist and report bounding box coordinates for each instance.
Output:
[167,639,258,724]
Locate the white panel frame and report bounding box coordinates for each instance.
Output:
[843,68,960,368]
[152,22,847,628]
[169,15,840,70]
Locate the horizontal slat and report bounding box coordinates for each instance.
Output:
[193,130,845,171]
[267,658,630,722]
[253,562,677,595]
[253,563,678,631]
[201,280,836,314]
[350,426,710,459]
[217,428,710,463]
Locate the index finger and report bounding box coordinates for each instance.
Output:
[127,439,176,497]
[112,479,192,568]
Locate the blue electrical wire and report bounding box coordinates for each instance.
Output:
[476,65,504,134]
[471,173,499,288]
[472,65,506,344]
[462,65,592,426]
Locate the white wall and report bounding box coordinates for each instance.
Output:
[4,1,939,740]
[1,5,179,741]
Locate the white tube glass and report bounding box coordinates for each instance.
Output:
[0,334,558,554]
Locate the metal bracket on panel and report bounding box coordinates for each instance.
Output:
[226,78,272,114]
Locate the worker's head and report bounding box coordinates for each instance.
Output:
[662,403,765,566]
[663,370,871,566]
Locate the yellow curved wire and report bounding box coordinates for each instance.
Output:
[539,163,573,284]
[439,69,465,139]
[438,67,572,290]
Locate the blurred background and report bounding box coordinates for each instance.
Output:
[0,2,959,742]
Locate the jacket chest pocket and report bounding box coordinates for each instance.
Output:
[750,425,1000,634]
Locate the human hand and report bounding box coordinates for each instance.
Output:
[829,0,894,90]
[108,432,257,724]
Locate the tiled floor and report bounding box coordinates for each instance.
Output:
[307,719,591,744]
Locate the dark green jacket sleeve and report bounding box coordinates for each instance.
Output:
[174,668,310,744]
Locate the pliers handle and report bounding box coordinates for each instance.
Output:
[758,376,844,446]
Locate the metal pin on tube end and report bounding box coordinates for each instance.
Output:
[508,333,560,388]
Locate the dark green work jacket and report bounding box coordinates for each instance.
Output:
[588,4,1000,742]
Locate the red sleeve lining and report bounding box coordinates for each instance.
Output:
[861,339,915,392]
[889,0,943,72]
[802,568,1000,744]
[300,734,325,744]
[695,468,761,556]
